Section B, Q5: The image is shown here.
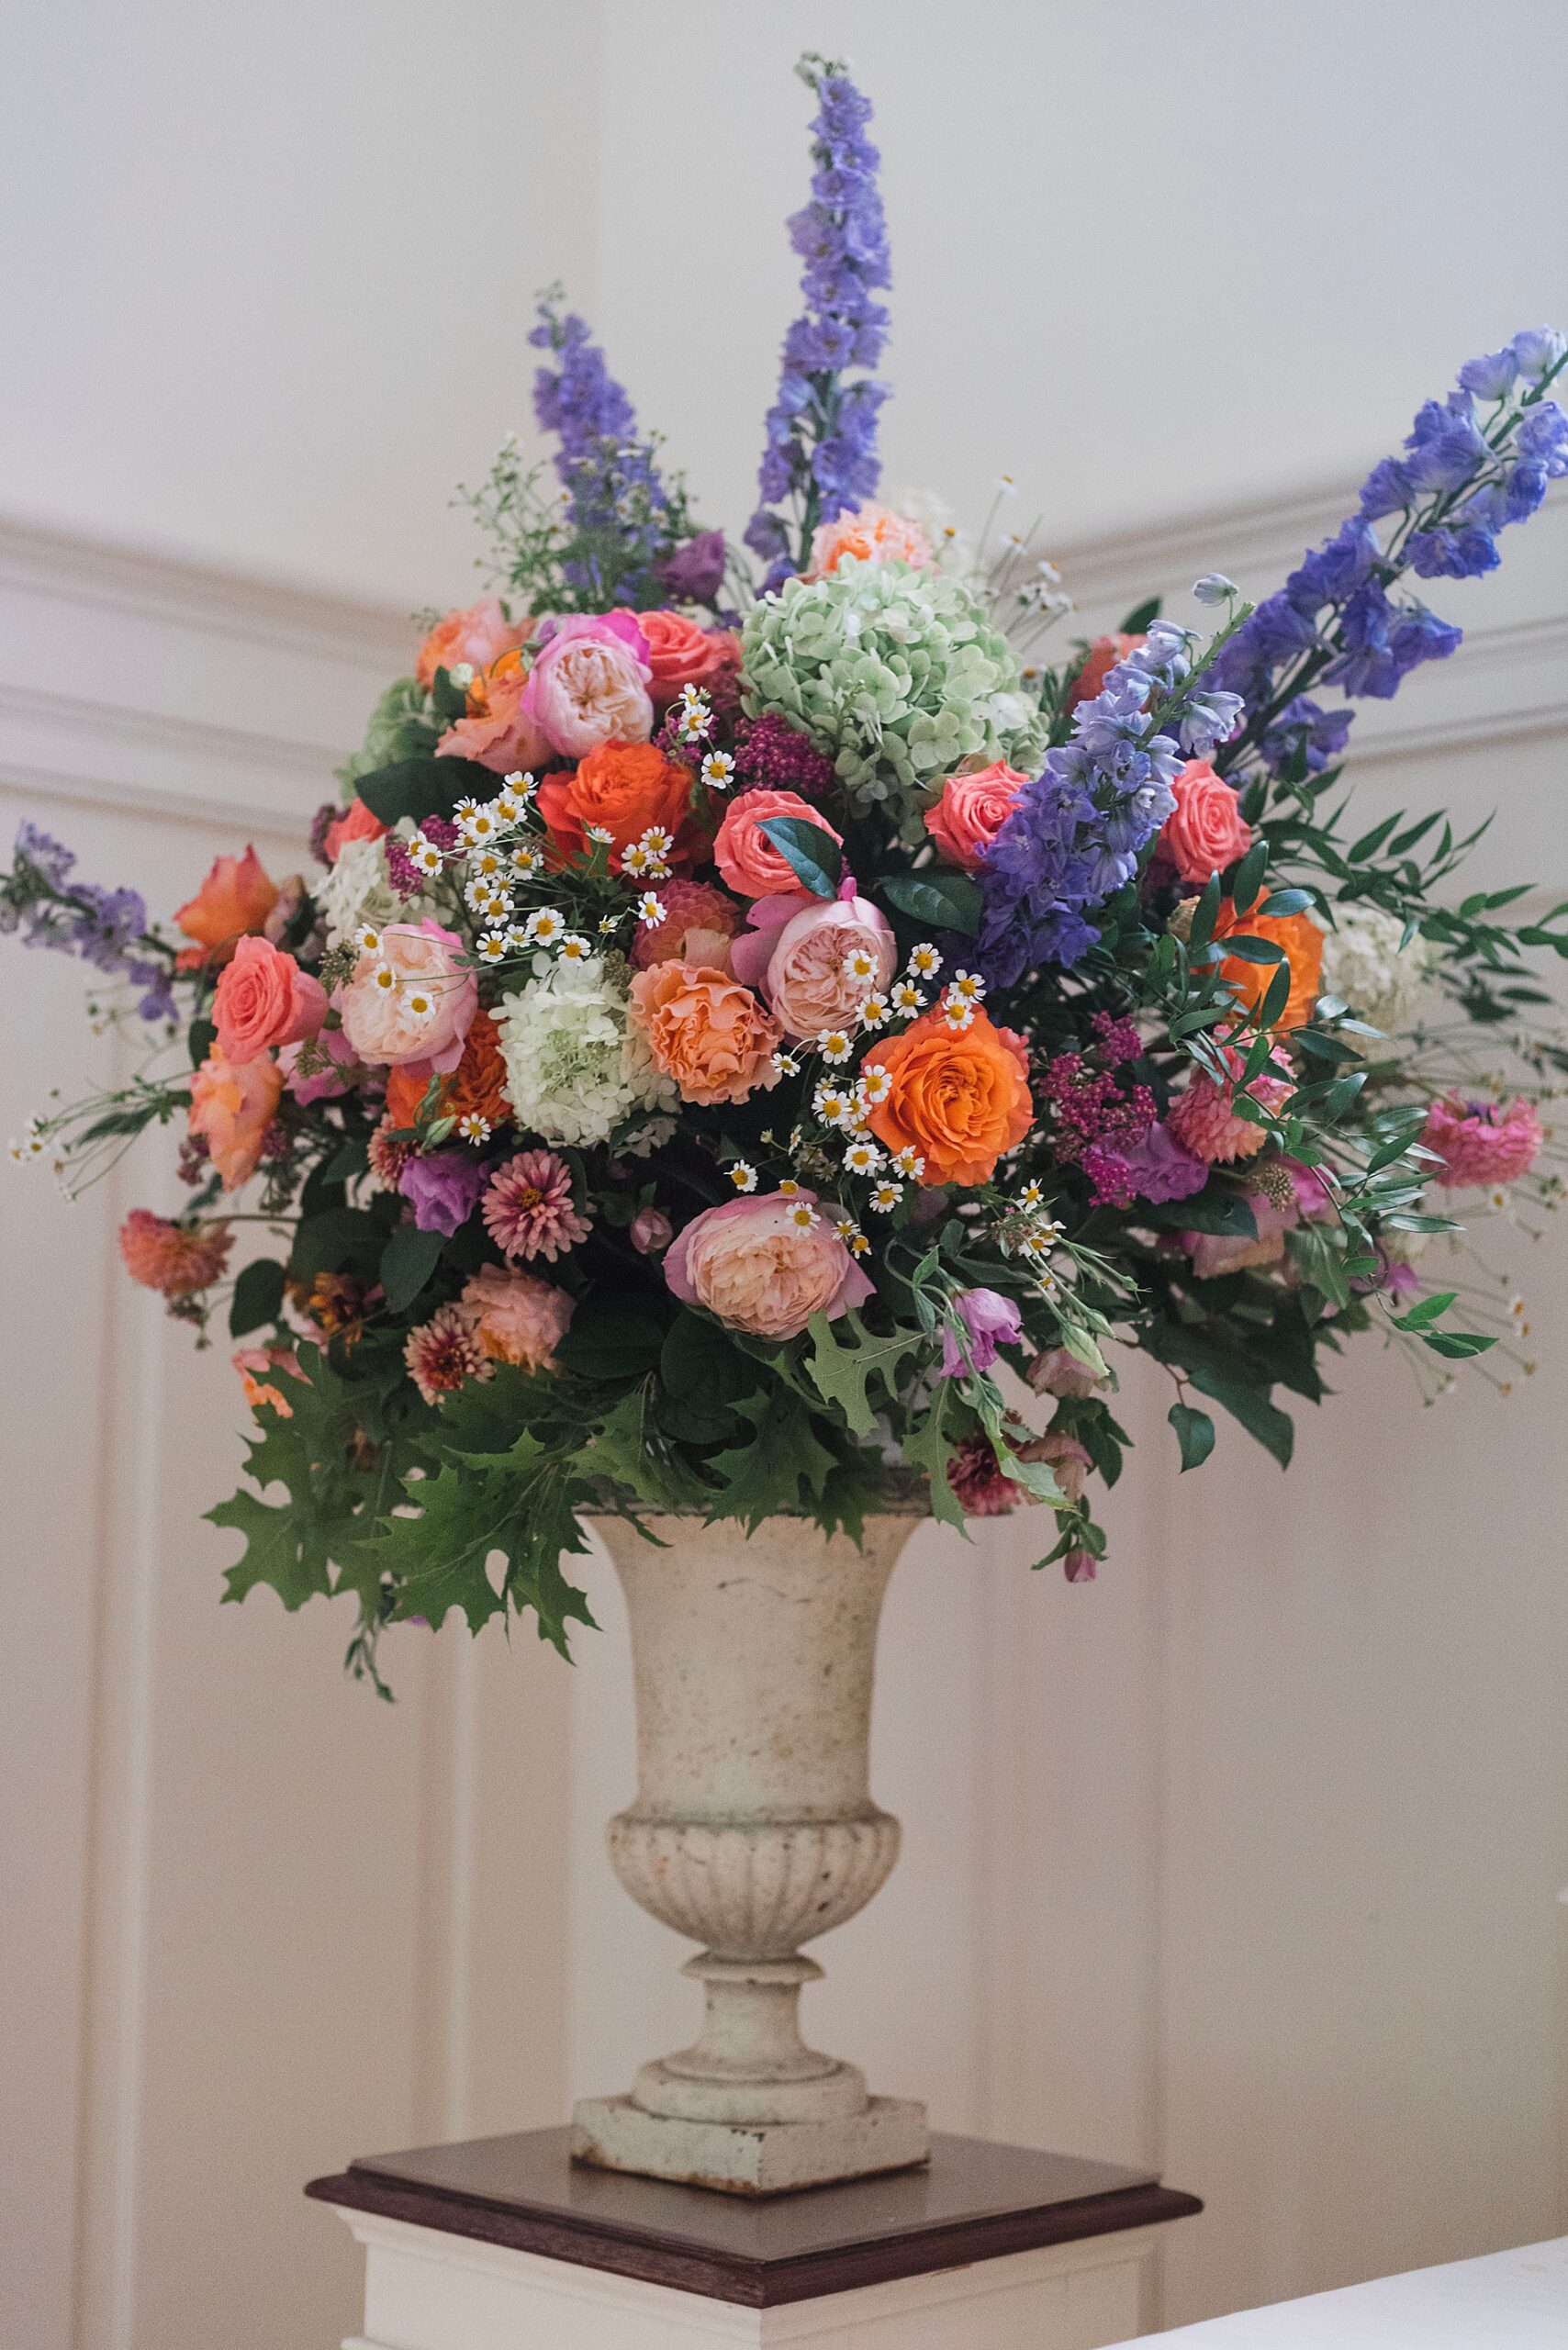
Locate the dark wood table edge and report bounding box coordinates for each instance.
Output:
[305,2165,1204,2310]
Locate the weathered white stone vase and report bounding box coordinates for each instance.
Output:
[570,1506,931,2194]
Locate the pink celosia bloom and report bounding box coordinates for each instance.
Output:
[404,1303,494,1406]
[629,879,744,973]
[481,1150,592,1262]
[118,1209,233,1296]
[461,1265,574,1371]
[1421,1095,1544,1188]
[1167,1046,1292,1165]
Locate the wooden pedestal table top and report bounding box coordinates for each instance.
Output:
[307,2126,1203,2311]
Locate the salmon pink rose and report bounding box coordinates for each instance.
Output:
[521,612,653,758]
[1158,760,1252,886]
[174,845,279,971]
[732,893,895,1040]
[635,611,741,713]
[416,597,527,690]
[712,790,843,899]
[436,648,552,776]
[1066,632,1144,711]
[213,934,327,1065]
[335,920,476,1072]
[323,797,388,863]
[188,1049,284,1190]
[630,960,782,1106]
[665,1191,873,1340]
[536,741,700,872]
[863,1003,1034,1186]
[924,763,1030,871]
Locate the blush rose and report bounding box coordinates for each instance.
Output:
[635,610,741,712]
[521,612,654,758]
[416,597,526,690]
[436,649,552,776]
[731,893,895,1039]
[664,1191,874,1340]
[188,1049,284,1190]
[335,920,477,1071]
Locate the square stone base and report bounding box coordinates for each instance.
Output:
[569,2094,931,2195]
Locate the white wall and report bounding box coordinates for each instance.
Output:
[3,7,1568,2347]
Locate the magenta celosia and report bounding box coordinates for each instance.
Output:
[731,711,837,802]
[1421,1094,1543,1188]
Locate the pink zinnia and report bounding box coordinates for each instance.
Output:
[404,1303,493,1406]
[1168,1046,1292,1166]
[1421,1095,1543,1189]
[118,1209,233,1296]
[481,1150,592,1262]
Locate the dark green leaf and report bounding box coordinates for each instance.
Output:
[289,1207,386,1281]
[230,1257,286,1338]
[356,756,494,828]
[1417,1329,1498,1359]
[1119,597,1162,634]
[879,868,983,934]
[555,1303,666,1382]
[1217,934,1286,965]
[1231,838,1270,914]
[757,816,843,898]
[1259,888,1316,917]
[379,1225,446,1315]
[189,1017,216,1069]
[1168,1402,1215,1472]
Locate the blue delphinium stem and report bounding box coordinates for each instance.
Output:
[2,822,177,1020]
[530,294,674,607]
[745,54,891,589]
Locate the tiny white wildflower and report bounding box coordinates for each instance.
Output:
[459,805,500,846]
[891,1145,924,1180]
[476,931,509,964]
[636,891,666,927]
[857,1065,893,1106]
[466,846,505,879]
[407,833,444,877]
[457,1112,492,1144]
[526,907,565,945]
[844,1138,883,1177]
[700,750,735,789]
[858,993,890,1030]
[403,988,438,1022]
[843,946,879,985]
[353,923,383,956]
[728,1160,757,1193]
[371,962,399,993]
[950,968,985,1002]
[819,1030,853,1066]
[908,943,942,979]
[773,1048,801,1077]
[943,993,976,1031]
[586,824,614,846]
[868,1179,905,1214]
[786,1201,818,1231]
[557,933,594,964]
[890,979,926,1015]
[509,844,541,878]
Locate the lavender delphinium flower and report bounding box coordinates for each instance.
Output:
[530,295,674,608]
[1214,327,1567,778]
[2,822,175,1019]
[745,54,890,587]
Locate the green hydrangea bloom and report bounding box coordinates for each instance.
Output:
[739,557,1047,810]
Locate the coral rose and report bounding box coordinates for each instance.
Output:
[1066,632,1144,711]
[1158,760,1252,887]
[416,597,526,690]
[436,648,552,776]
[323,798,388,863]
[807,503,935,578]
[630,961,782,1106]
[536,742,700,872]
[734,894,895,1040]
[1214,902,1324,1033]
[213,934,327,1065]
[521,612,654,757]
[664,1191,874,1340]
[635,610,739,712]
[712,789,844,899]
[461,1265,574,1372]
[924,763,1030,871]
[863,1004,1034,1187]
[174,845,279,971]
[188,1049,284,1190]
[335,920,477,1071]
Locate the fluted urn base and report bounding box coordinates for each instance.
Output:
[570,1507,931,2194]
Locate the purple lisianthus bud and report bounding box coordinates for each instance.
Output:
[656,530,727,605]
[398,1150,487,1237]
[941,1286,1025,1377]
[629,1205,674,1256]
[1063,1549,1098,1584]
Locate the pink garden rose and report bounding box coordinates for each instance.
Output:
[520,612,654,758]
[664,1190,874,1339]
[212,934,327,1065]
[335,920,477,1072]
[924,763,1030,871]
[731,890,895,1039]
[712,789,843,900]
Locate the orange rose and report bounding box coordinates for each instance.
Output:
[864,1004,1034,1186]
[386,1008,510,1132]
[174,846,279,971]
[324,798,388,863]
[416,597,528,690]
[536,741,700,872]
[630,961,782,1106]
[188,1049,284,1190]
[1214,902,1324,1033]
[635,611,739,713]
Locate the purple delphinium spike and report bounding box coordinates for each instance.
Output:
[745,54,891,588]
[2,822,176,1019]
[529,294,673,607]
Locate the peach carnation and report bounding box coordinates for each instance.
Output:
[1159,760,1252,887]
[630,960,783,1107]
[461,1265,574,1371]
[1167,1046,1292,1165]
[629,880,744,973]
[213,934,327,1065]
[416,597,527,690]
[664,1191,873,1340]
[924,763,1030,872]
[174,845,279,971]
[335,920,476,1072]
[436,648,552,775]
[188,1049,284,1191]
[807,503,935,578]
[536,741,700,873]
[232,1343,308,1417]
[1421,1095,1544,1189]
[405,1303,494,1405]
[712,790,843,900]
[863,1003,1035,1187]
[118,1209,233,1296]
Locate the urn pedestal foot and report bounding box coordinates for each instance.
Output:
[570,2092,931,2195]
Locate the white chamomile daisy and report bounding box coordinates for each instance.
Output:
[586,824,615,847]
[465,877,498,912]
[786,1201,818,1231]
[371,962,399,994]
[638,825,676,862]
[8,1133,46,1163]
[868,1179,905,1214]
[728,1160,758,1193]
[404,988,439,1022]
[700,750,735,789]
[407,833,444,878]
[502,770,535,799]
[636,891,666,927]
[908,942,942,979]
[950,968,986,1002]
[844,1138,883,1177]
[353,923,383,957]
[491,785,526,824]
[459,805,500,846]
[890,980,926,1014]
[526,907,565,946]
[778,1177,802,1197]
[505,923,532,954]
[943,993,976,1031]
[1019,1180,1045,1210]
[813,1082,855,1127]
[557,933,594,964]
[857,1065,892,1107]
[843,946,879,986]
[819,1030,853,1066]
[773,1048,801,1077]
[453,796,482,827]
[598,914,620,935]
[859,994,890,1030]
[457,1112,492,1144]
[467,846,505,880]
[891,1146,925,1180]
[621,843,653,878]
[476,931,509,964]
[509,844,540,878]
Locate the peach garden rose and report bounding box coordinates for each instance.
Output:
[335,920,477,1072]
[187,1049,284,1191]
[629,960,783,1106]
[663,1191,873,1340]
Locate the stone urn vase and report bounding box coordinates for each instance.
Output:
[570,1505,931,2195]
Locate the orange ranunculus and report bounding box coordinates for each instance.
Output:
[1214,902,1325,1033]
[863,1004,1035,1187]
[174,846,279,971]
[629,961,782,1106]
[535,741,700,872]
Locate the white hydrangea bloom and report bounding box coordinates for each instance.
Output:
[494,958,677,1147]
[1316,903,1439,1043]
[889,485,979,582]
[316,827,450,947]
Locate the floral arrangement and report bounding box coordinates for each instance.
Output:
[7,54,1567,1692]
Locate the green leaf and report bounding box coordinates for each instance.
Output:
[656,1312,759,1442]
[208,1487,335,1611]
[879,868,983,934]
[1258,888,1316,917]
[1231,838,1270,914]
[230,1257,286,1338]
[706,1392,838,1530]
[1148,1188,1258,1238]
[1390,1290,1457,1331]
[380,1225,446,1315]
[1188,871,1224,954]
[757,816,843,898]
[1168,1402,1215,1472]
[901,1387,966,1529]
[188,1016,216,1069]
[1256,957,1294,1030]
[803,1311,922,1438]
[1119,597,1162,634]
[554,1302,666,1382]
[356,755,495,828]
[1216,934,1286,965]
[1417,1329,1498,1359]
[289,1206,386,1281]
